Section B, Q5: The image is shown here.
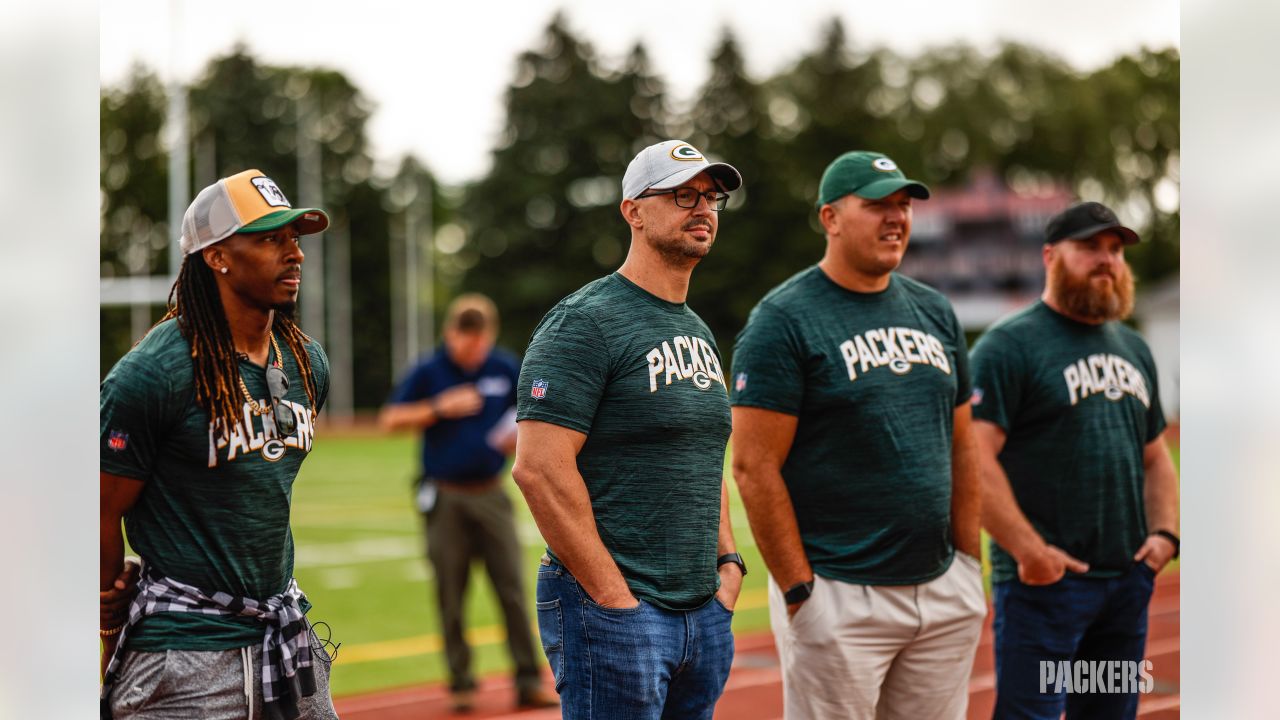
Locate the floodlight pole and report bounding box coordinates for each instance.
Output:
[405,199,418,363]
[326,219,354,421]
[421,181,434,356]
[297,94,325,345]
[166,76,188,281]
[389,212,406,380]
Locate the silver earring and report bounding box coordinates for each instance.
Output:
[220,267,228,275]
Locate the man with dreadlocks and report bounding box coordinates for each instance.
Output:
[100,169,337,719]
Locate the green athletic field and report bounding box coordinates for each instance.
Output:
[290,434,776,697]
[286,432,1179,698]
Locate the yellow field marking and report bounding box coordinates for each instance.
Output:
[337,586,771,666]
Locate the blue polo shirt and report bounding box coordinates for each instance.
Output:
[387,346,521,482]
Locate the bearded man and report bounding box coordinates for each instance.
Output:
[970,201,1180,720]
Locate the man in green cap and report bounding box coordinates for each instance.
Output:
[730,151,986,719]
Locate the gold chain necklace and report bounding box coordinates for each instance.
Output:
[238,333,284,416]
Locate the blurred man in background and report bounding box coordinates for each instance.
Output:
[512,139,746,719]
[380,294,556,713]
[100,169,337,719]
[730,150,985,719]
[971,201,1179,719]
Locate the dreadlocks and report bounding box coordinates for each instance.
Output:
[157,252,320,436]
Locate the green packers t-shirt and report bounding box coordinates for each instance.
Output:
[970,301,1165,583]
[100,318,329,650]
[516,272,732,610]
[730,267,970,585]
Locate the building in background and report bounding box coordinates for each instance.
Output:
[902,169,1073,330]
[903,170,1177,421]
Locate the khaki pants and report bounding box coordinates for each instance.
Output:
[424,480,542,693]
[769,553,987,720]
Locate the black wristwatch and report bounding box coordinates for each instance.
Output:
[1152,529,1180,559]
[717,553,748,577]
[783,580,814,605]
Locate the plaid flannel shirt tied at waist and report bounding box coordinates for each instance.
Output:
[100,562,316,720]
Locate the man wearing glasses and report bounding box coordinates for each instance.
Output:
[730,151,986,719]
[512,140,746,719]
[99,170,337,719]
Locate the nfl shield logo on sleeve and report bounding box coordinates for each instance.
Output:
[108,430,129,451]
[531,379,549,400]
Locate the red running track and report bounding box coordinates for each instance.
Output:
[335,571,1179,720]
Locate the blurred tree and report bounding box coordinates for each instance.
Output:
[683,28,803,349]
[100,64,169,278]
[1076,48,1180,283]
[187,45,375,217]
[100,46,407,410]
[102,27,1179,401]
[772,20,905,199]
[456,14,667,351]
[99,64,169,373]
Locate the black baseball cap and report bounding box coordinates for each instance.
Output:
[1045,201,1140,245]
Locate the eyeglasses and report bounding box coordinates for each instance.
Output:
[637,187,730,211]
[265,365,297,436]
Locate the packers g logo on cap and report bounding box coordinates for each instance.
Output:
[670,144,704,161]
[872,157,898,172]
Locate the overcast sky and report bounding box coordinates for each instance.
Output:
[100,0,1178,185]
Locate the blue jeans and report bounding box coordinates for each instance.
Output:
[992,561,1157,720]
[535,556,735,720]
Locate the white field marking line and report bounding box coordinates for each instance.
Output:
[293,522,421,534]
[291,511,418,527]
[293,535,422,569]
[315,567,362,590]
[306,559,431,590]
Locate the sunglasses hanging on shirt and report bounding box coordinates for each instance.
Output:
[238,333,298,437]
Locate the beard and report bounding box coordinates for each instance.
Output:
[271,300,298,317]
[1050,254,1135,322]
[647,220,715,263]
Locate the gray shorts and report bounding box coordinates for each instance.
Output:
[107,629,338,719]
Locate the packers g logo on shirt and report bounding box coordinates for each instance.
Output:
[670,144,704,161]
[887,357,912,374]
[261,439,287,461]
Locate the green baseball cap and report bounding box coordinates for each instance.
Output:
[817,151,931,208]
